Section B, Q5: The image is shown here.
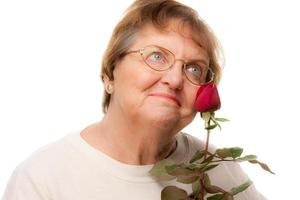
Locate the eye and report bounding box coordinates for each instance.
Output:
[185,64,202,77]
[147,52,166,63]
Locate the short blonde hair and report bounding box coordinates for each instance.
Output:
[100,0,223,113]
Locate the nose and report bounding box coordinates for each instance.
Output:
[160,60,184,90]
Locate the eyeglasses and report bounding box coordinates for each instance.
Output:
[124,45,214,86]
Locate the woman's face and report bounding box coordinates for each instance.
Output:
[109,21,209,131]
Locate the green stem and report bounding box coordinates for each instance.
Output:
[199,114,211,200]
[204,118,211,160]
[210,159,236,163]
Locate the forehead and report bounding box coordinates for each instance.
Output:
[131,21,208,60]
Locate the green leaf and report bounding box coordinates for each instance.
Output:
[176,174,199,184]
[201,154,215,164]
[149,159,176,181]
[189,149,205,163]
[206,124,218,130]
[214,118,230,122]
[183,163,201,170]
[223,193,234,200]
[205,185,227,194]
[237,155,257,162]
[249,160,275,174]
[229,180,252,195]
[165,164,194,176]
[216,147,243,159]
[216,122,222,131]
[203,173,227,194]
[203,173,211,186]
[201,164,219,172]
[165,164,180,173]
[161,186,188,200]
[210,117,222,130]
[207,194,224,200]
[192,179,202,198]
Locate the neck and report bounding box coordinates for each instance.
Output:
[97,109,178,165]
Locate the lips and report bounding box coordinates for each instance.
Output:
[149,93,181,106]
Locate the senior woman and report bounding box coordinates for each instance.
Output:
[2,0,266,200]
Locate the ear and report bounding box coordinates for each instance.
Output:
[102,74,114,94]
[102,74,110,85]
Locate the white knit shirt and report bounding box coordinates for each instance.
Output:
[2,131,266,200]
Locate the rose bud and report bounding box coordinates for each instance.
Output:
[194,82,221,112]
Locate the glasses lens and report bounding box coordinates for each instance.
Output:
[141,46,174,71]
[140,45,214,85]
[184,64,214,85]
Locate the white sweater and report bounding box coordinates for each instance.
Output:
[2,131,266,200]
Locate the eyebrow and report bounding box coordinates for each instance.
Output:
[184,58,209,66]
[138,44,210,66]
[159,45,209,65]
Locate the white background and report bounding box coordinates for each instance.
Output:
[0,0,299,199]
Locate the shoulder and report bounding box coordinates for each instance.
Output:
[12,131,79,179]
[179,131,203,148]
[179,132,217,156]
[2,132,79,199]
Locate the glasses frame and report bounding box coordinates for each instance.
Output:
[125,45,215,86]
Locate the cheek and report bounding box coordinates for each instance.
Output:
[184,86,198,110]
[113,62,161,103]
[125,67,161,93]
[135,67,162,87]
[178,88,197,128]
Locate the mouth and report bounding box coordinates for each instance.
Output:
[149,93,181,107]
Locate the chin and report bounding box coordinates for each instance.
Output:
[147,111,181,129]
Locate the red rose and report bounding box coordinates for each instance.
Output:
[194,82,221,112]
